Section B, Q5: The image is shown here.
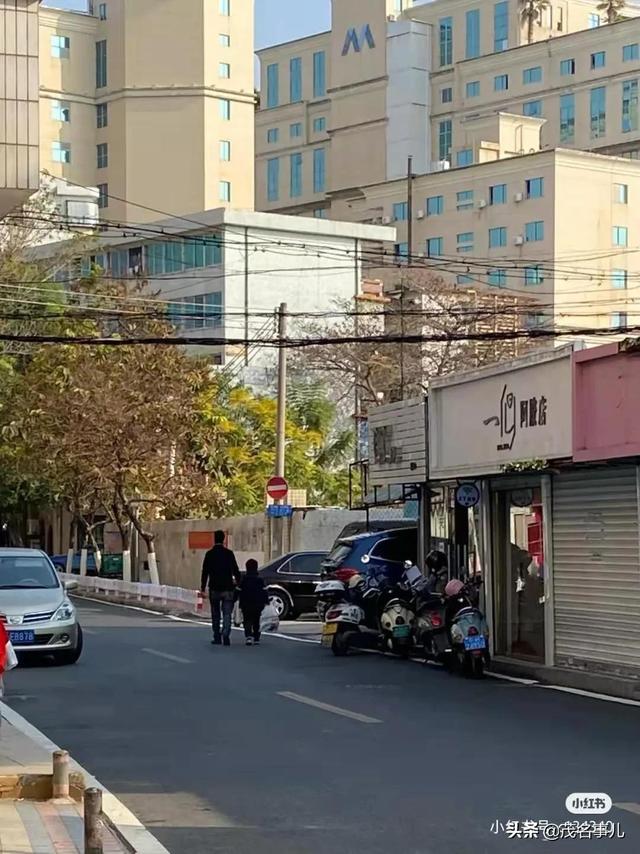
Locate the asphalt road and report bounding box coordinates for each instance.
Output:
[4,600,640,854]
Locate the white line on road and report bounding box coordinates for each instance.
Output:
[141,647,192,665]
[539,684,640,708]
[277,691,382,724]
[74,596,640,708]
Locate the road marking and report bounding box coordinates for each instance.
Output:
[616,803,640,816]
[73,596,640,707]
[539,684,640,708]
[141,648,192,665]
[277,691,382,724]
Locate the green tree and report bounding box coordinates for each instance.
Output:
[597,0,625,23]
[520,0,550,43]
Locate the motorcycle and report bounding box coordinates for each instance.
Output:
[315,578,348,622]
[429,578,490,678]
[321,598,369,656]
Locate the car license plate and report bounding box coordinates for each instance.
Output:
[10,630,35,645]
[392,625,411,639]
[463,635,486,651]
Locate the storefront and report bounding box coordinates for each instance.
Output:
[429,347,574,671]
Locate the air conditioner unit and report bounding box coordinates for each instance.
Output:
[431,159,451,172]
[416,209,425,220]
[514,192,524,203]
[477,199,487,209]
[514,235,524,246]
[382,216,392,225]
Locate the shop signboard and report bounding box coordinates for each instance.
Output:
[368,397,427,487]
[429,347,573,479]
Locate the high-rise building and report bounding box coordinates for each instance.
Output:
[0,0,40,218]
[39,0,255,223]
[255,0,640,333]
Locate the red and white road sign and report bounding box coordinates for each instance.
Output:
[266,476,288,501]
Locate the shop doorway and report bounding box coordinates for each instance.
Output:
[492,484,546,662]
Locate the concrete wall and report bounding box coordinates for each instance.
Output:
[135,506,408,588]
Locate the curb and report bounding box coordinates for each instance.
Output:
[0,702,170,854]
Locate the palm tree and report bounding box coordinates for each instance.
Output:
[597,0,626,24]
[520,0,551,44]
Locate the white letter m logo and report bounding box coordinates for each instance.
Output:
[342,24,376,56]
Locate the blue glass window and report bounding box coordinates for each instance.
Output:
[523,66,542,84]
[466,9,480,59]
[560,94,575,142]
[613,226,628,246]
[494,2,509,52]
[494,74,509,92]
[560,59,575,76]
[457,149,473,167]
[439,17,453,66]
[590,86,607,138]
[393,202,409,220]
[490,184,506,205]
[267,128,279,143]
[457,232,474,253]
[426,195,443,216]
[290,153,302,197]
[313,149,326,193]
[525,265,544,285]
[489,227,507,248]
[426,237,443,257]
[266,63,279,108]
[313,51,326,98]
[612,269,628,289]
[623,44,639,62]
[622,79,638,133]
[290,57,302,103]
[456,190,474,210]
[313,117,326,133]
[438,120,452,161]
[526,177,544,199]
[488,269,506,287]
[267,158,279,202]
[525,221,544,242]
[466,81,480,97]
[591,51,606,70]
[523,100,542,117]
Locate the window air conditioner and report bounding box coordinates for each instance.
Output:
[514,192,524,203]
[477,199,487,209]
[382,216,392,225]
[514,235,524,246]
[416,209,425,220]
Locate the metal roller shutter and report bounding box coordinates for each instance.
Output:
[553,467,640,674]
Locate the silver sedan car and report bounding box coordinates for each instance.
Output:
[0,548,83,664]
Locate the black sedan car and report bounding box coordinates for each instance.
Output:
[259,551,328,620]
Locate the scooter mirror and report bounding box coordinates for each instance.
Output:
[360,554,370,565]
[403,560,413,569]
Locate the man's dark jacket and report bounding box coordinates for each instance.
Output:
[201,544,241,594]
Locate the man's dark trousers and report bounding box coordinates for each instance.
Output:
[211,591,235,641]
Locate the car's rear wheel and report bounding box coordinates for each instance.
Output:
[53,625,83,665]
[268,589,292,621]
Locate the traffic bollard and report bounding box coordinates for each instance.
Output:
[52,750,70,798]
[84,787,103,854]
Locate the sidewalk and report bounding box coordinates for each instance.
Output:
[0,800,127,853]
[0,716,128,853]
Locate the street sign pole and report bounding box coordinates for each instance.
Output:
[275,302,287,501]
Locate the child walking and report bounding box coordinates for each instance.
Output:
[239,559,268,646]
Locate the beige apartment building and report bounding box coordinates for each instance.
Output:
[38,0,255,223]
[335,146,640,333]
[0,0,40,218]
[256,0,640,217]
[255,0,640,330]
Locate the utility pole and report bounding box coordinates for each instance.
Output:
[400,155,413,399]
[275,302,287,483]
[274,302,288,555]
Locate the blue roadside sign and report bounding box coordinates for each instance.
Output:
[267,504,293,518]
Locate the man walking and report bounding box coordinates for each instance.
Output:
[201,530,241,646]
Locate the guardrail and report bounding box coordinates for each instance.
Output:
[58,573,205,615]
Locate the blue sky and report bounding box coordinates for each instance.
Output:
[42,1,331,48]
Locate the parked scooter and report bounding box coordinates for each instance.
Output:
[443,579,490,678]
[315,578,348,622]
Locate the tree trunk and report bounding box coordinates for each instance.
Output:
[145,538,160,586]
[527,14,534,43]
